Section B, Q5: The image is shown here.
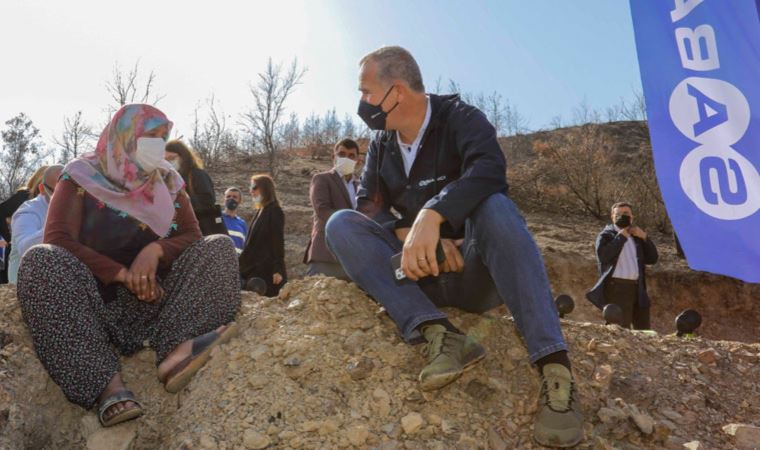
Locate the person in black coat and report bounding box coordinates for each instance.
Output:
[239,174,286,297]
[164,140,226,236]
[586,202,658,329]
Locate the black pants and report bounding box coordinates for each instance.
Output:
[603,278,650,330]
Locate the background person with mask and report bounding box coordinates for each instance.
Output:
[303,138,361,280]
[586,201,658,329]
[222,187,247,254]
[8,164,64,283]
[164,140,226,236]
[239,174,286,297]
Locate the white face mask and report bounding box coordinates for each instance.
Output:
[252,195,263,204]
[135,137,166,173]
[170,158,182,171]
[335,157,357,177]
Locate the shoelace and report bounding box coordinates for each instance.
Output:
[541,377,576,413]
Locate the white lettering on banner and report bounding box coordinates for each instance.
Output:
[671,0,705,22]
[680,145,760,219]
[675,26,720,71]
[668,0,760,220]
[669,77,748,145]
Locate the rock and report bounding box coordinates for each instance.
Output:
[319,419,339,436]
[345,423,369,446]
[682,441,703,450]
[597,406,626,424]
[631,411,655,435]
[722,423,760,449]
[487,427,508,450]
[79,414,101,439]
[242,430,271,449]
[199,434,217,449]
[346,357,374,381]
[401,412,424,434]
[697,348,719,365]
[86,424,137,450]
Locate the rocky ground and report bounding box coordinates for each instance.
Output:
[2,277,760,449]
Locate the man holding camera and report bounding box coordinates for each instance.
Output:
[325,46,583,447]
[587,202,658,329]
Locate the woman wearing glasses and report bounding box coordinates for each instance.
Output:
[239,174,287,297]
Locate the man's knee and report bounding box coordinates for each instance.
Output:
[470,193,524,234]
[325,209,364,250]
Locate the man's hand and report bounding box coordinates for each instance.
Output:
[394,227,411,243]
[126,243,164,302]
[618,227,631,239]
[440,239,465,273]
[402,209,445,280]
[629,226,647,240]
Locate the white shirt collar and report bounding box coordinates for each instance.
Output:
[397,96,431,149]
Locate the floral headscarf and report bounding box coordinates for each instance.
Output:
[64,104,185,237]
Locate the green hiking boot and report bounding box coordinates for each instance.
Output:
[418,324,486,391]
[533,363,584,448]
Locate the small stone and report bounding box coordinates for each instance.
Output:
[199,434,217,449]
[597,407,626,424]
[86,423,137,450]
[345,423,369,446]
[346,357,374,381]
[723,423,760,449]
[696,348,719,365]
[682,441,703,450]
[631,412,654,434]
[319,419,339,436]
[401,412,424,434]
[427,414,442,426]
[441,419,459,435]
[243,430,271,449]
[247,374,268,389]
[488,427,508,450]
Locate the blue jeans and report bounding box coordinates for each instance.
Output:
[325,193,567,363]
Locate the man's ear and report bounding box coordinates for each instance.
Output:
[38,183,45,195]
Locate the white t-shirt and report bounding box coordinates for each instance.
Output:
[396,96,432,177]
[612,226,639,280]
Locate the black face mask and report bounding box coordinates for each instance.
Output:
[225,198,239,211]
[614,214,632,228]
[357,85,399,130]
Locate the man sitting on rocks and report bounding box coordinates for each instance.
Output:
[222,187,247,255]
[304,138,361,281]
[325,45,583,447]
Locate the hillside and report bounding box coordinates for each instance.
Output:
[2,121,759,449]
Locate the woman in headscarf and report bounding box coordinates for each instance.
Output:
[16,104,240,427]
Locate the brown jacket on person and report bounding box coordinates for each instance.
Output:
[303,169,358,264]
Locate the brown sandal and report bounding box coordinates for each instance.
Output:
[161,323,239,393]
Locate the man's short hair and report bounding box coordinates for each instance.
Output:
[611,202,633,213]
[225,187,242,195]
[334,138,359,153]
[360,46,425,92]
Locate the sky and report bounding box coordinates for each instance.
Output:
[0,0,643,147]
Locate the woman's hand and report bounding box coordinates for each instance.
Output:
[273,273,283,285]
[127,243,164,302]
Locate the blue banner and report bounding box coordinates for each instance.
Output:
[630,0,760,282]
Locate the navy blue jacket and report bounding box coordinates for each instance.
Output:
[586,224,659,309]
[357,94,508,238]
